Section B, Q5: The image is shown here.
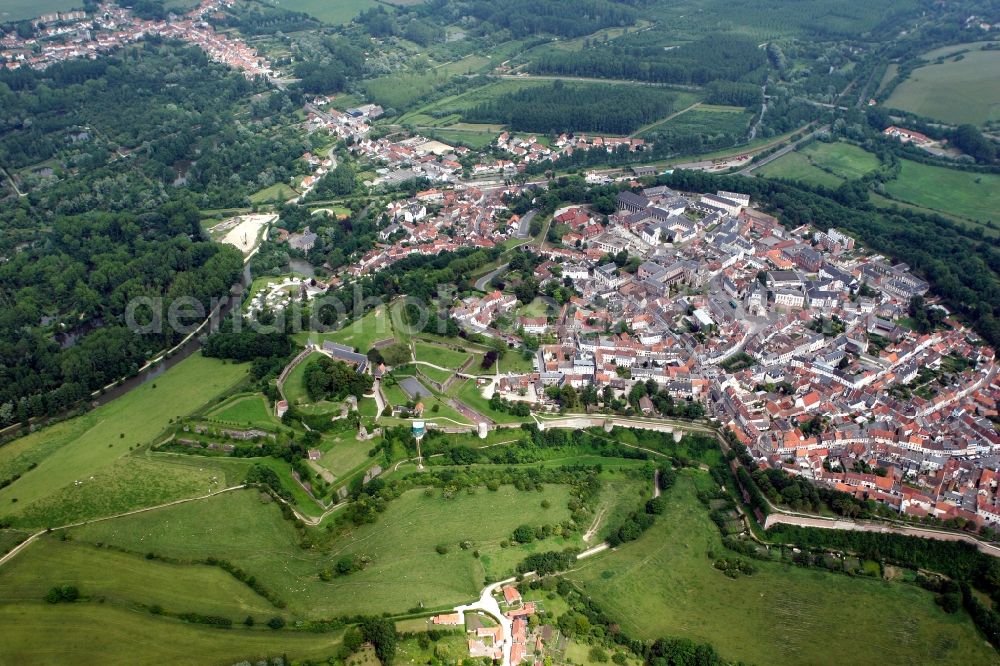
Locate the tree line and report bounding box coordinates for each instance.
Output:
[527,34,768,86]
[465,81,676,135]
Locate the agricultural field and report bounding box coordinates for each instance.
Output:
[641,0,922,41]
[274,0,378,26]
[881,159,1000,225]
[0,0,81,22]
[0,354,248,528]
[642,106,754,141]
[758,140,881,187]
[885,44,1000,126]
[568,471,996,665]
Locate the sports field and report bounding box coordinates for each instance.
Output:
[758,140,881,186]
[0,354,248,528]
[568,471,996,665]
[886,45,1000,125]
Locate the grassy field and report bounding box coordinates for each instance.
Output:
[886,45,1000,125]
[282,351,325,407]
[362,70,459,111]
[318,433,374,478]
[568,471,996,665]
[0,537,277,619]
[69,485,578,616]
[274,0,378,25]
[422,128,498,149]
[0,354,248,528]
[0,0,81,21]
[294,306,395,352]
[206,393,276,428]
[413,341,471,369]
[641,106,753,141]
[395,78,553,125]
[248,182,297,203]
[382,377,471,425]
[758,140,881,187]
[0,602,342,665]
[882,158,1000,224]
[451,378,530,425]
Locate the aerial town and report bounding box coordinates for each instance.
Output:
[0,0,270,76]
[317,172,1000,530]
[5,0,998,537]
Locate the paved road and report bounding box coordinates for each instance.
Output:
[764,512,1000,557]
[455,579,515,666]
[516,209,537,239]
[475,263,509,292]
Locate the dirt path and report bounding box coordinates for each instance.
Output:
[0,485,249,569]
[582,506,608,542]
[630,102,701,138]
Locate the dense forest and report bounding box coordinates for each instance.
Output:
[0,42,311,426]
[396,0,637,40]
[527,34,769,85]
[0,202,243,427]
[465,81,675,134]
[0,42,308,215]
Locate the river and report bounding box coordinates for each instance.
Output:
[89,264,252,407]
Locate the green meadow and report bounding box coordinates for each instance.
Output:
[0,602,343,665]
[882,158,1000,225]
[886,45,1000,126]
[568,471,996,665]
[0,0,81,22]
[67,484,580,616]
[274,0,378,26]
[758,140,881,186]
[0,354,248,528]
[206,393,277,428]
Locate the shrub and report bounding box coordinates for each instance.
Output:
[45,585,80,604]
[267,616,286,630]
